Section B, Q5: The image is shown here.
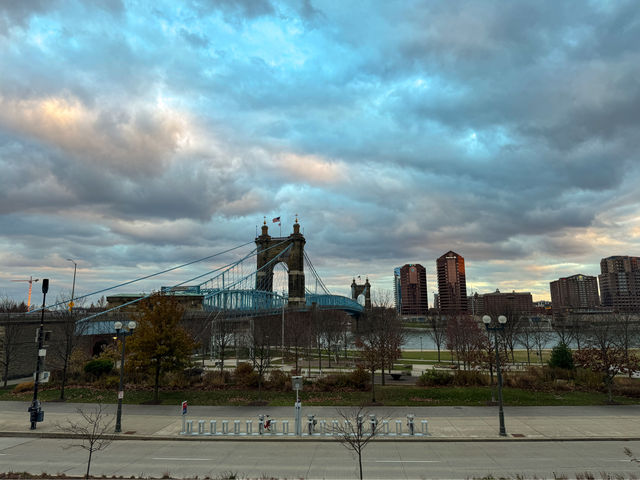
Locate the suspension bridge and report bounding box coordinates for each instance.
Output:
[30,221,370,331]
[194,220,366,316]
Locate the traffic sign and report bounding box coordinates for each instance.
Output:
[182,401,188,415]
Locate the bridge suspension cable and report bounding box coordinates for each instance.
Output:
[201,243,294,313]
[79,238,294,321]
[303,251,331,295]
[28,240,256,314]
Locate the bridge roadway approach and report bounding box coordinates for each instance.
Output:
[1,403,640,478]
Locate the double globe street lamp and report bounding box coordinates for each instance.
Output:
[114,320,136,433]
[482,314,507,437]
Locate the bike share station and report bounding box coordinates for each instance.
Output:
[180,376,429,438]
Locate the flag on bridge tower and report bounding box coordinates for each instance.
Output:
[272,217,281,223]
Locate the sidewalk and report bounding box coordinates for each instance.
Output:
[1,402,639,441]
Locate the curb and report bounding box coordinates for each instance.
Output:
[2,431,639,442]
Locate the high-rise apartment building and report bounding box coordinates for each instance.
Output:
[550,274,599,313]
[436,251,467,314]
[598,256,640,313]
[399,264,428,315]
[393,267,402,313]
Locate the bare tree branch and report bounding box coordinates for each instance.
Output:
[58,404,114,478]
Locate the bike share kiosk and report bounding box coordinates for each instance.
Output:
[407,414,415,435]
[292,375,303,436]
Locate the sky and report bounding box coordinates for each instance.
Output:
[1,0,640,307]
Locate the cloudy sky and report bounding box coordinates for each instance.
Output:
[1,0,639,307]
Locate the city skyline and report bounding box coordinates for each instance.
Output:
[2,2,640,305]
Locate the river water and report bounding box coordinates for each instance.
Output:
[402,329,570,351]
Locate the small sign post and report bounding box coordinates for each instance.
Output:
[181,401,188,434]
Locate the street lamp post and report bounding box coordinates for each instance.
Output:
[282,293,285,366]
[482,314,507,437]
[29,279,49,430]
[114,320,136,433]
[66,259,77,312]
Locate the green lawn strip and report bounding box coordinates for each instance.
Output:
[400,350,552,364]
[1,385,636,407]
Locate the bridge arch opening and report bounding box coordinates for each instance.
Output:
[272,262,289,299]
[255,220,305,308]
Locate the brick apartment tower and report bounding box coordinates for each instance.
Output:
[399,264,428,315]
[393,267,402,313]
[481,289,534,315]
[598,256,640,313]
[550,274,599,314]
[436,251,468,314]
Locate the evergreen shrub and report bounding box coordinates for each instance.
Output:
[83,359,114,378]
[416,370,454,386]
[548,343,574,370]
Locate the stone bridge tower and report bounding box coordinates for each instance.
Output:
[255,219,306,308]
[351,277,372,310]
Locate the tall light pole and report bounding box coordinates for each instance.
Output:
[114,320,136,433]
[66,259,77,312]
[282,291,285,366]
[29,279,49,430]
[482,314,507,437]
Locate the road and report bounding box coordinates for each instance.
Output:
[2,437,640,479]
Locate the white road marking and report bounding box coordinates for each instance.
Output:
[152,457,211,461]
[375,460,440,463]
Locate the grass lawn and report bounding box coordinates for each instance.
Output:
[1,384,637,407]
[400,350,552,364]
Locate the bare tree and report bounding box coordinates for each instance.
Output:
[499,312,525,363]
[333,406,384,480]
[248,317,274,392]
[517,318,536,365]
[312,307,324,372]
[50,290,91,400]
[552,316,577,346]
[425,313,447,363]
[530,317,552,365]
[54,316,90,400]
[574,314,640,402]
[321,310,348,368]
[355,328,381,403]
[183,310,213,367]
[484,302,524,362]
[211,312,236,373]
[58,404,114,478]
[0,296,27,388]
[379,309,405,383]
[446,315,486,370]
[613,313,640,378]
[285,310,312,373]
[568,314,590,350]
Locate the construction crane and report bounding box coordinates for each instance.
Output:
[11,276,39,311]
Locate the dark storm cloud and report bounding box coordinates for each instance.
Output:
[0,0,55,34]
[2,0,640,301]
[191,0,275,21]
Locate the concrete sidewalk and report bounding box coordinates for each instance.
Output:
[1,402,640,441]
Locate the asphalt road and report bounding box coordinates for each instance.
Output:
[2,437,640,479]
